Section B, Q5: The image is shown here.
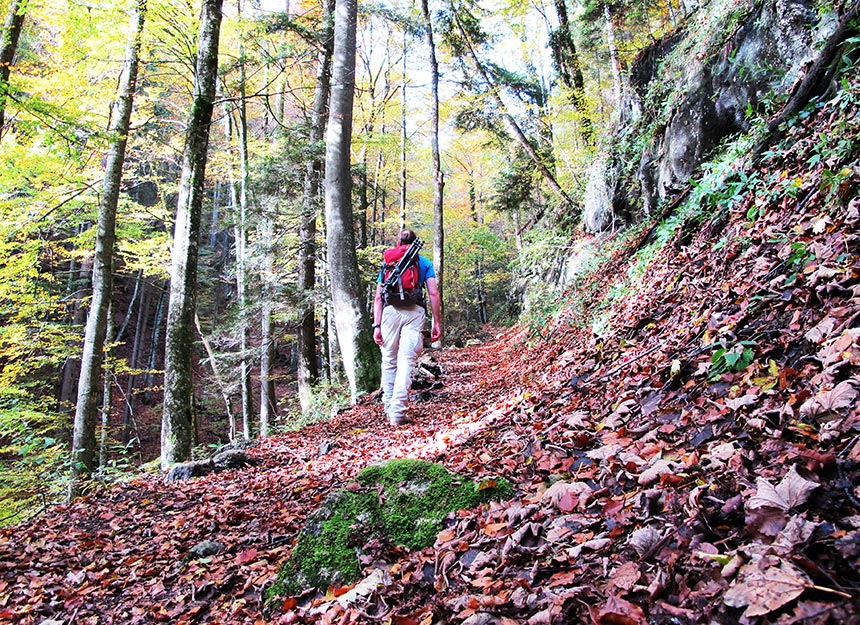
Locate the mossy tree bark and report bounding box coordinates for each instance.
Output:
[324,0,380,401]
[161,0,223,468]
[298,0,335,413]
[69,0,147,498]
[0,0,26,139]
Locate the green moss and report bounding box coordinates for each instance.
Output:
[266,459,511,600]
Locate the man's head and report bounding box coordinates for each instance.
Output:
[398,229,417,246]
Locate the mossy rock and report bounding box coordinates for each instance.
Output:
[266,459,511,600]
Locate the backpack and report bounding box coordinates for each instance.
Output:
[381,240,424,308]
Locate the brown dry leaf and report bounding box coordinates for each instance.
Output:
[816,329,860,365]
[541,480,592,512]
[725,394,758,411]
[608,561,641,594]
[799,379,859,418]
[628,526,663,558]
[589,595,647,625]
[747,465,819,512]
[723,557,809,617]
[502,523,544,558]
[638,459,677,486]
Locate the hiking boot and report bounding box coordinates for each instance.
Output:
[389,414,413,426]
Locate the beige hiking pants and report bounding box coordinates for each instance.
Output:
[380,304,425,423]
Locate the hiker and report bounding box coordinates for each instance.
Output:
[372,229,442,426]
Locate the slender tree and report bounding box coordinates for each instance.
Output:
[258,211,276,436]
[297,0,335,412]
[422,0,445,345]
[550,0,593,144]
[0,0,26,139]
[448,3,573,206]
[69,0,147,496]
[324,0,379,401]
[161,0,223,468]
[399,24,408,229]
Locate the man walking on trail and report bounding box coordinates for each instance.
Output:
[373,229,442,426]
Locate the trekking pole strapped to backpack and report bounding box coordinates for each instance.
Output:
[381,238,424,307]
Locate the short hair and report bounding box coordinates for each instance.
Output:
[399,229,417,245]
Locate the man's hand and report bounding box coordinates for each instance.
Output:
[431,322,442,342]
[373,326,383,345]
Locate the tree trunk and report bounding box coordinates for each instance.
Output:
[161,0,223,469]
[422,0,445,346]
[99,303,115,469]
[325,0,380,401]
[235,0,253,440]
[604,3,623,109]
[259,214,276,437]
[450,7,573,207]
[142,280,167,405]
[0,0,26,139]
[399,24,407,230]
[69,0,146,496]
[297,0,334,412]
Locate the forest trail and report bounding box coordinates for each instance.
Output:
[0,335,530,625]
[4,73,860,624]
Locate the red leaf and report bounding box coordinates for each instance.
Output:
[235,548,258,565]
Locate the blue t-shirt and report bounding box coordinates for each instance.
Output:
[378,254,436,286]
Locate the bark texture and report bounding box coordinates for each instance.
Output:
[0,0,25,137]
[423,0,445,346]
[324,0,379,401]
[69,0,146,496]
[297,0,335,412]
[162,0,223,468]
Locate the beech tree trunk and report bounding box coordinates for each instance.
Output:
[324,0,379,401]
[161,0,223,469]
[399,24,407,229]
[422,0,445,346]
[0,0,25,138]
[259,213,276,436]
[297,0,334,412]
[604,3,623,109]
[98,302,114,469]
[69,0,146,497]
[234,0,253,440]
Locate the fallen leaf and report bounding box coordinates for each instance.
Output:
[723,557,809,617]
[799,379,858,418]
[542,480,592,512]
[608,561,641,594]
[627,526,663,558]
[589,595,647,625]
[747,465,819,512]
[235,548,258,565]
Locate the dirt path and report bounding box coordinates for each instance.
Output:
[0,335,523,625]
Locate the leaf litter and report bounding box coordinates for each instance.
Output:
[3,67,860,625]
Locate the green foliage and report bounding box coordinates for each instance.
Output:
[266,459,511,598]
[278,380,352,433]
[710,340,757,379]
[445,223,516,332]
